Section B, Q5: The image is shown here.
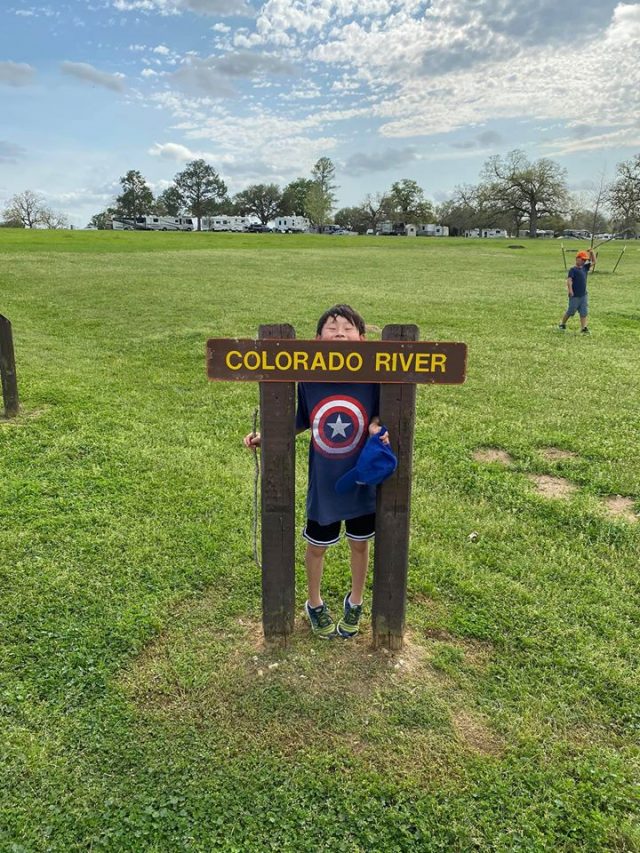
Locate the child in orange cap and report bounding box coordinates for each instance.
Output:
[558,248,596,333]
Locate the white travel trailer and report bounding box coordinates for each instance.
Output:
[273,216,310,233]
[464,228,508,238]
[135,215,194,231]
[200,216,249,232]
[416,223,449,237]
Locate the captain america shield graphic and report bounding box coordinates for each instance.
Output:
[310,395,368,458]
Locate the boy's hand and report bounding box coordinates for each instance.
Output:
[243,432,261,450]
[369,417,390,445]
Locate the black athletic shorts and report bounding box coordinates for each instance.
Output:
[302,513,376,547]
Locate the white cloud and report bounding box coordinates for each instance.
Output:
[0,60,36,86]
[112,0,251,16]
[60,61,126,92]
[149,141,198,160]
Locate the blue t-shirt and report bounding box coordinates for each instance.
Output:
[568,262,590,297]
[296,382,380,525]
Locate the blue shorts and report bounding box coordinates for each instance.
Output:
[566,294,588,318]
[303,513,376,547]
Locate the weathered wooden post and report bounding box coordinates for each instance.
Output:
[373,324,419,650]
[0,315,19,418]
[258,324,296,643]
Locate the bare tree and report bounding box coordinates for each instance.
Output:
[40,208,70,229]
[3,190,46,228]
[608,153,640,235]
[480,150,568,237]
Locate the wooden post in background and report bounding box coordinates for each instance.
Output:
[372,324,419,650]
[258,324,296,643]
[0,315,19,418]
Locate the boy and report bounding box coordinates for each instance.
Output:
[558,248,596,333]
[244,304,389,639]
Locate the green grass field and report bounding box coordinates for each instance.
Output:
[1,229,639,851]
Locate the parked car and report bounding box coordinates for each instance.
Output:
[246,223,272,233]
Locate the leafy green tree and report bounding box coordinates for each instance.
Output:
[154,186,184,216]
[311,157,338,208]
[387,179,433,223]
[334,206,367,233]
[608,153,640,235]
[233,183,282,226]
[173,159,227,231]
[480,150,568,237]
[90,208,120,229]
[115,170,154,221]
[280,178,314,216]
[305,182,333,229]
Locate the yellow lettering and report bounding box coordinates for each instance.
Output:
[261,350,275,370]
[293,351,309,371]
[310,351,327,371]
[328,351,345,371]
[392,352,398,372]
[244,351,260,370]
[398,351,413,371]
[414,353,431,372]
[375,352,392,371]
[275,351,292,371]
[432,353,447,372]
[346,353,363,372]
[226,350,242,370]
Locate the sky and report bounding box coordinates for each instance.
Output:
[1,0,640,228]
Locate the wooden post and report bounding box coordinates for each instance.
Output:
[372,324,419,650]
[258,324,296,643]
[0,315,19,418]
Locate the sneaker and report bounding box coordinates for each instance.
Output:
[336,592,363,639]
[557,324,566,331]
[581,327,590,334]
[305,601,337,639]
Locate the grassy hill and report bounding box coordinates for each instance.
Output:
[1,230,639,851]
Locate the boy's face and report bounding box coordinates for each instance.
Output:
[317,314,364,341]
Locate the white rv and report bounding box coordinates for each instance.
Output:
[110,217,135,230]
[464,228,508,238]
[135,215,194,231]
[417,224,450,237]
[200,216,249,232]
[273,216,309,233]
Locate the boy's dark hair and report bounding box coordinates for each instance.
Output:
[316,304,366,336]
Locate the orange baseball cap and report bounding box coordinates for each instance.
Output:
[576,251,590,260]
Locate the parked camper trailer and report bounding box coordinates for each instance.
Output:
[200,216,249,232]
[273,216,309,233]
[464,228,508,238]
[416,224,450,237]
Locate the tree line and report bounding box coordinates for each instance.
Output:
[2,151,639,236]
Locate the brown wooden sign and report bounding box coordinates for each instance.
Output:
[207,338,467,385]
